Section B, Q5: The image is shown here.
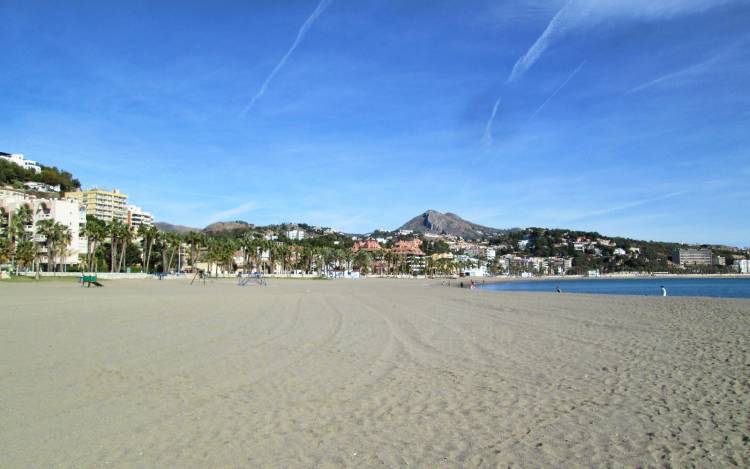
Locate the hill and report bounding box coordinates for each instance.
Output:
[203,220,253,234]
[156,220,254,234]
[398,209,507,240]
[0,155,81,193]
[155,222,200,234]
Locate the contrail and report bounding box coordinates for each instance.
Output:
[626,57,716,94]
[507,0,574,83]
[566,190,687,222]
[481,96,502,147]
[240,0,332,116]
[528,60,585,121]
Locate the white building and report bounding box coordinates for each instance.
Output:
[0,152,41,174]
[736,259,750,274]
[613,248,627,256]
[0,193,83,266]
[126,205,154,228]
[485,248,496,260]
[286,229,305,240]
[24,181,61,193]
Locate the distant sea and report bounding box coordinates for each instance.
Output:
[480,277,750,299]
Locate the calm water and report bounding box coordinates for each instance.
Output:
[480,277,750,299]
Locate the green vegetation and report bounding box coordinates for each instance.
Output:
[0,158,81,192]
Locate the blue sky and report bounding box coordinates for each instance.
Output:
[1,0,749,245]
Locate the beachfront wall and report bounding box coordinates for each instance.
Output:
[20,272,151,280]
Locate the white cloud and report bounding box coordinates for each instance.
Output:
[563,190,688,223]
[508,0,744,82]
[528,60,585,120]
[240,0,333,115]
[210,201,258,221]
[481,95,502,146]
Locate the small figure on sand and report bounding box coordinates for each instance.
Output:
[661,285,667,297]
[470,280,476,290]
[556,286,561,293]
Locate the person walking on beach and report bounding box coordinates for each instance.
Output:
[661,285,667,297]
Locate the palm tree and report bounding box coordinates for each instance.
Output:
[238,235,253,273]
[7,204,33,273]
[0,206,8,237]
[343,249,354,274]
[0,237,11,265]
[52,223,72,272]
[107,219,124,272]
[36,219,56,272]
[83,216,106,272]
[165,233,182,273]
[117,224,134,272]
[35,220,70,273]
[14,239,37,273]
[138,225,159,273]
[184,231,203,272]
[354,250,373,275]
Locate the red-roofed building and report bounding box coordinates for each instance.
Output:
[352,239,381,252]
[391,239,425,256]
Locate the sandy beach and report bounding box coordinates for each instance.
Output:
[1,278,748,467]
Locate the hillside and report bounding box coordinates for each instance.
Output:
[0,155,81,193]
[203,221,253,234]
[155,222,200,234]
[398,209,507,240]
[156,220,255,234]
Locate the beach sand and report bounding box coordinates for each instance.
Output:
[1,278,748,467]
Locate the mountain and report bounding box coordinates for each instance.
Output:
[397,209,507,240]
[156,220,254,234]
[155,222,200,234]
[202,220,253,233]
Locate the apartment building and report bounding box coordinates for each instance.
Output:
[672,248,712,266]
[286,229,305,240]
[0,193,84,265]
[65,188,128,222]
[127,205,154,228]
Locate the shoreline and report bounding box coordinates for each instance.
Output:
[468,272,750,285]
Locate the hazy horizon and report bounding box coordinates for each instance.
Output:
[2,0,749,245]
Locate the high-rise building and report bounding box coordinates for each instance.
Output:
[127,205,154,228]
[672,248,712,266]
[65,188,128,222]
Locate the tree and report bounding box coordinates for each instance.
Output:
[184,231,203,271]
[8,204,33,273]
[117,225,134,272]
[107,220,126,272]
[14,239,37,272]
[354,251,373,275]
[138,224,158,273]
[83,216,106,272]
[0,237,10,265]
[52,223,71,271]
[36,219,70,273]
